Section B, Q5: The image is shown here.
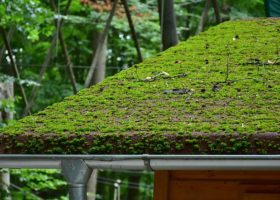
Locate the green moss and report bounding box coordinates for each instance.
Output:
[0,19,279,154]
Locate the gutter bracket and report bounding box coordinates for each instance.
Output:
[143,154,153,171]
[61,159,92,200]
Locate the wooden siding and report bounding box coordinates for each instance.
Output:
[154,171,280,200]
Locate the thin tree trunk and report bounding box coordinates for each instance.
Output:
[196,0,211,35]
[221,0,230,21]
[0,28,14,65]
[0,82,14,121]
[50,0,78,94]
[157,0,162,26]
[87,169,98,200]
[127,175,141,200]
[85,0,118,88]
[91,30,107,85]
[211,0,221,23]
[23,30,58,115]
[85,30,108,198]
[58,28,78,93]
[1,27,30,115]
[23,0,72,115]
[184,4,191,39]
[161,0,178,50]
[0,169,11,200]
[0,82,13,200]
[122,0,143,62]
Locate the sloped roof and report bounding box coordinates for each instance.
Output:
[1,18,279,154]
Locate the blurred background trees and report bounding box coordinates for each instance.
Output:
[0,0,267,115]
[0,0,271,199]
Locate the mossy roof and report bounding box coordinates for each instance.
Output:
[1,18,280,154]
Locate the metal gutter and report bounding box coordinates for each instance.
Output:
[0,154,280,170]
[1,154,279,200]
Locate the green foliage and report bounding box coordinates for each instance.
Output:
[25,67,75,113]
[174,0,266,39]
[0,73,40,87]
[97,170,154,200]
[60,0,161,77]
[0,0,53,41]
[0,74,14,83]
[0,99,15,116]
[225,0,265,18]
[10,169,67,200]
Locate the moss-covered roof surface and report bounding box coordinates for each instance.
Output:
[1,18,280,154]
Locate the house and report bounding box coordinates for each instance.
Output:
[0,18,280,200]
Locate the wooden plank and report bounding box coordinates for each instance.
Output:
[161,170,280,200]
[169,179,241,200]
[170,170,280,181]
[241,184,280,193]
[154,171,169,200]
[243,193,280,200]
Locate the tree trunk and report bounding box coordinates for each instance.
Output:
[0,82,13,200]
[122,0,143,62]
[1,27,30,116]
[184,4,191,39]
[126,174,141,200]
[196,0,211,35]
[0,82,13,123]
[91,30,107,85]
[161,0,178,50]
[211,0,221,23]
[86,30,107,199]
[0,28,14,65]
[85,0,117,88]
[157,0,162,26]
[87,169,98,200]
[0,170,10,200]
[221,0,230,21]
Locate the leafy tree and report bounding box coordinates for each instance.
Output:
[10,169,67,200]
[0,0,53,41]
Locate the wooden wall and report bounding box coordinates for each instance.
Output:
[154,170,280,200]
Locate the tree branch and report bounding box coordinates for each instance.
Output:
[23,0,73,115]
[1,27,30,115]
[122,0,143,62]
[50,0,78,94]
[196,0,211,35]
[0,28,14,65]
[211,0,221,23]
